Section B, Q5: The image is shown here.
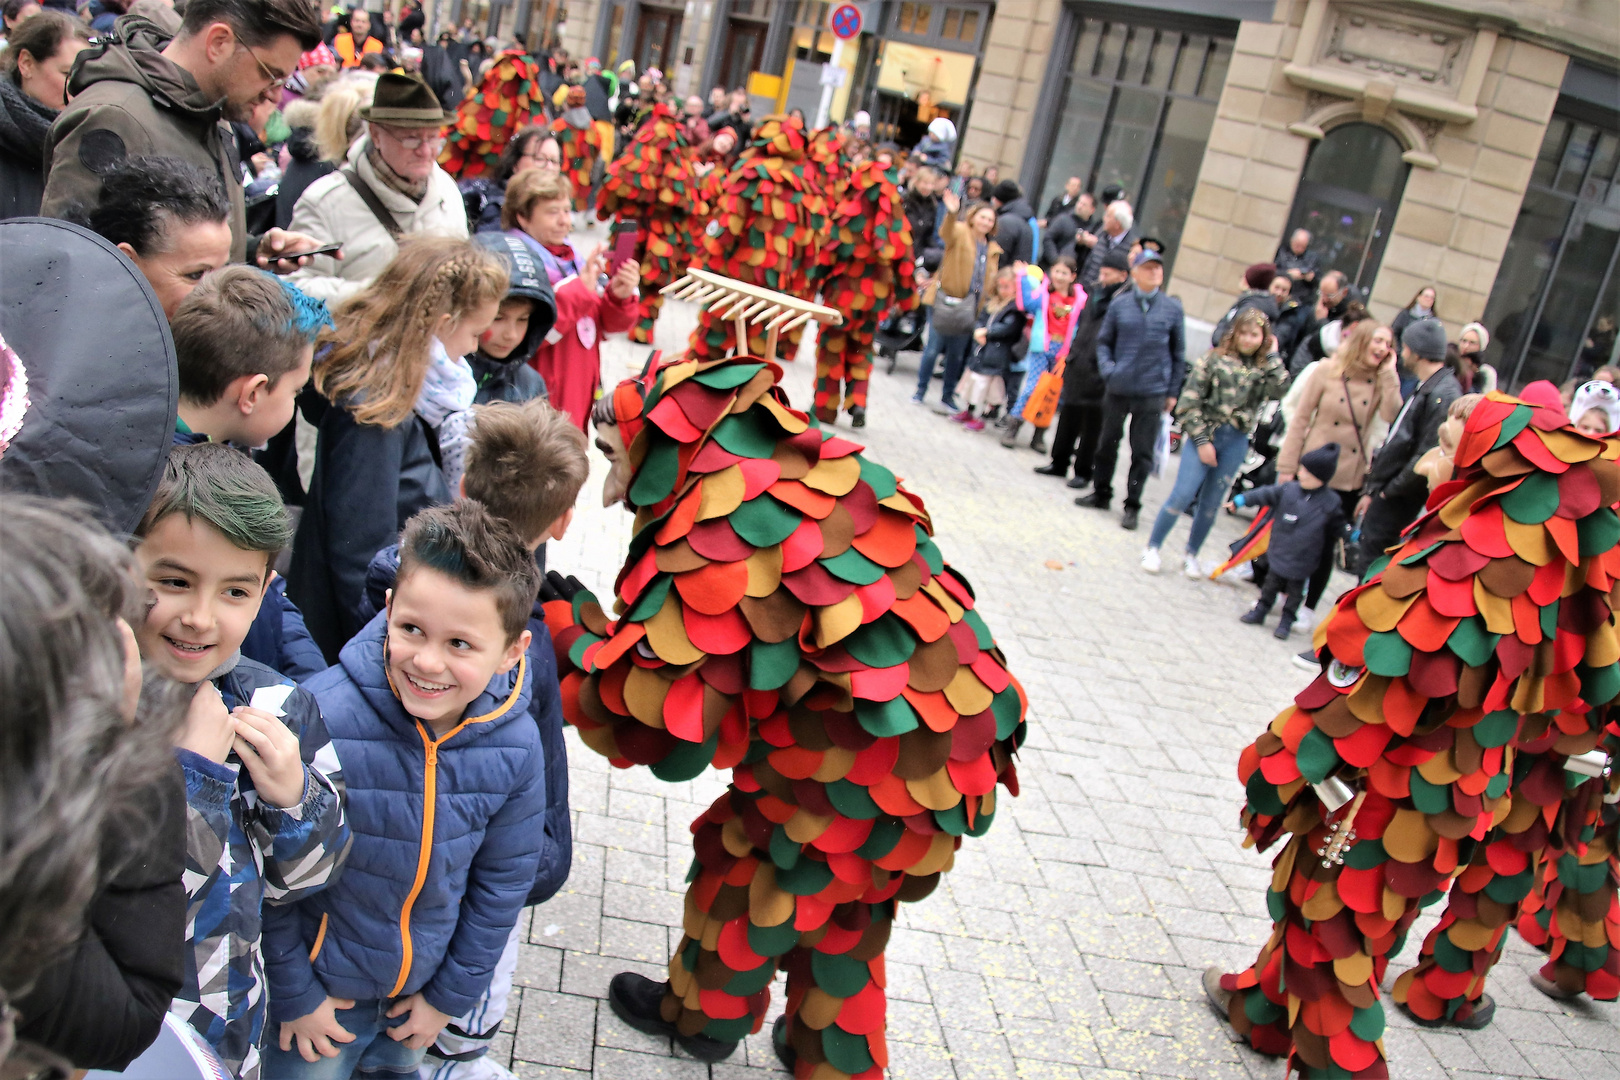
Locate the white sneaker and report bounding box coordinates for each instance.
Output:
[1141,547,1162,574]
[1184,555,1206,580]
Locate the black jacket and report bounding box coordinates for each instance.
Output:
[1273,298,1311,368]
[1240,480,1347,580]
[419,44,464,111]
[1040,210,1078,270]
[584,73,613,123]
[1063,278,1124,404]
[967,302,1028,377]
[0,76,58,220]
[12,762,187,1069]
[1362,366,1462,504]
[288,391,452,662]
[1044,192,1079,220]
[275,127,334,230]
[903,192,943,272]
[1080,227,1136,290]
[993,197,1035,265]
[1274,245,1320,300]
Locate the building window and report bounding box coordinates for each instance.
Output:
[1482,109,1620,389]
[1283,123,1410,294]
[1034,10,1234,274]
[897,3,932,35]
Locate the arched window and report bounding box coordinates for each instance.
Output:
[1283,123,1411,292]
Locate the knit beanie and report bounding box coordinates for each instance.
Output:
[1244,263,1276,290]
[1300,443,1340,484]
[992,179,1021,205]
[1100,248,1130,273]
[1461,321,1490,351]
[1401,317,1448,361]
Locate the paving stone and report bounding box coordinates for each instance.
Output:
[512,988,598,1070]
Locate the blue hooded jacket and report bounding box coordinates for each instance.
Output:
[262,613,545,1022]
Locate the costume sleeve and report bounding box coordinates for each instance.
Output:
[1174,352,1214,445]
[419,735,546,1018]
[40,101,155,220]
[287,190,367,305]
[261,901,328,1024]
[249,686,351,904]
[1276,366,1325,480]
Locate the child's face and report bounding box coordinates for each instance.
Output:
[1049,263,1075,292]
[246,342,314,446]
[386,565,528,732]
[438,299,502,360]
[1297,471,1324,490]
[479,298,533,360]
[996,275,1015,300]
[1577,408,1611,437]
[135,513,270,684]
[1234,323,1265,356]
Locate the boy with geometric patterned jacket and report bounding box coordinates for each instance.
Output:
[132,444,351,1079]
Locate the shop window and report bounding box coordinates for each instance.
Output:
[942,7,977,43]
[1282,122,1409,295]
[897,3,932,34]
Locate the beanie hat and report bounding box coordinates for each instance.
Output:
[992,179,1022,205]
[1100,248,1130,273]
[1244,262,1277,290]
[1401,317,1448,362]
[927,117,956,143]
[1299,443,1340,484]
[1460,321,1490,351]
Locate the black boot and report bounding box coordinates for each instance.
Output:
[848,405,866,428]
[1030,427,1048,454]
[1076,492,1110,510]
[1120,507,1139,530]
[1033,462,1066,477]
[1274,614,1295,639]
[772,1015,797,1071]
[999,419,1022,448]
[608,972,739,1063]
[1240,605,1268,625]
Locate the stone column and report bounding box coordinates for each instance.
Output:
[957,0,1061,179]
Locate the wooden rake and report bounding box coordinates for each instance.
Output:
[660,268,843,365]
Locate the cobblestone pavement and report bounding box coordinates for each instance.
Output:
[493,285,1618,1079]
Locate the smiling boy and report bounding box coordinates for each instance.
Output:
[133,443,350,1079]
[261,501,546,1079]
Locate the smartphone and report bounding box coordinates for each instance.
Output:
[265,242,342,274]
[607,220,640,276]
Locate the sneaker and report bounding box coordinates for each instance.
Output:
[1120,507,1139,530]
[1141,547,1162,574]
[963,418,985,431]
[849,405,866,428]
[1183,555,1205,580]
[1291,648,1320,672]
[910,393,927,406]
[949,409,973,423]
[608,973,739,1062]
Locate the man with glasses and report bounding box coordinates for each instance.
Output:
[287,71,468,303]
[43,0,327,269]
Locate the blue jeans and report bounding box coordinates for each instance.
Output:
[1147,424,1249,556]
[914,324,973,405]
[261,999,426,1080]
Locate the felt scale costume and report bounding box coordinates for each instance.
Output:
[1211,390,1620,1078]
[551,86,603,212]
[596,103,700,344]
[542,351,1026,1076]
[810,158,917,425]
[439,49,548,180]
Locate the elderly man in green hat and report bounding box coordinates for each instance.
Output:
[287,69,468,303]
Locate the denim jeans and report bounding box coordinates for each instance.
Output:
[1146,424,1250,555]
[914,324,973,406]
[261,999,426,1080]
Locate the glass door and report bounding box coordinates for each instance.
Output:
[635,6,682,73]
[1283,123,1409,295]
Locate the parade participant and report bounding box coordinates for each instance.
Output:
[550,84,601,216]
[541,350,1026,1075]
[1207,389,1620,1076]
[596,101,699,344]
[812,154,917,428]
[440,48,548,182]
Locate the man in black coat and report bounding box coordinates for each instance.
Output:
[1275,228,1320,301]
[1035,247,1130,486]
[1355,318,1461,574]
[1043,175,1082,222]
[991,179,1035,266]
[1293,269,1352,370]
[1080,199,1136,291]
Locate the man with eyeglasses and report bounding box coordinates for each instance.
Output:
[287,70,468,303]
[43,0,329,270]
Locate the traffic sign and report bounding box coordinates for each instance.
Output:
[829,3,862,39]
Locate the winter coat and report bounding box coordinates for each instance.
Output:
[240,575,329,683]
[1062,278,1124,404]
[288,389,453,662]
[11,763,186,1070]
[1238,480,1347,580]
[584,73,613,122]
[1277,358,1401,492]
[274,127,334,230]
[1079,227,1135,290]
[263,614,545,1023]
[1040,209,1078,270]
[43,16,249,261]
[902,192,942,272]
[935,209,1001,306]
[1273,245,1320,300]
[1095,285,1186,400]
[1209,288,1280,347]
[1272,297,1311,363]
[0,76,58,220]
[1174,346,1287,446]
[357,544,572,906]
[912,133,952,170]
[967,301,1028,377]
[1044,192,1080,220]
[459,174,505,233]
[1390,304,1433,347]
[992,196,1035,265]
[287,135,469,305]
[1362,366,1462,504]
[172,655,349,1079]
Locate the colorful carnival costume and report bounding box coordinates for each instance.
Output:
[597,103,700,344]
[1207,389,1620,1078]
[552,86,603,212]
[811,158,917,427]
[687,119,829,361]
[440,49,548,180]
[542,352,1026,1075]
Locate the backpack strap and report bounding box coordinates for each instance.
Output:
[340,168,403,240]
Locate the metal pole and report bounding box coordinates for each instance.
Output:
[814,36,843,129]
[1352,206,1380,292]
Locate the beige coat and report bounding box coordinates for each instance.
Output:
[1277,359,1401,492]
[287,136,469,304]
[934,210,1001,308]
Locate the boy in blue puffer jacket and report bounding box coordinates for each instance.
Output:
[131,444,351,1079]
[352,399,588,1080]
[261,501,549,1078]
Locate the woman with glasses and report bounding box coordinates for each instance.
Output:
[457,124,561,233]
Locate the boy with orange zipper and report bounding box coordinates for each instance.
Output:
[259,501,546,1078]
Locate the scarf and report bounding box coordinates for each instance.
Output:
[367,141,429,202]
[0,76,56,163]
[417,337,478,490]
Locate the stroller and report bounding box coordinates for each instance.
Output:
[874,307,926,374]
[1230,399,1284,502]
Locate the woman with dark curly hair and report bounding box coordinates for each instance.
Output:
[457,124,561,232]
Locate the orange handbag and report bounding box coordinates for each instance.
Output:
[1021,356,1065,427]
